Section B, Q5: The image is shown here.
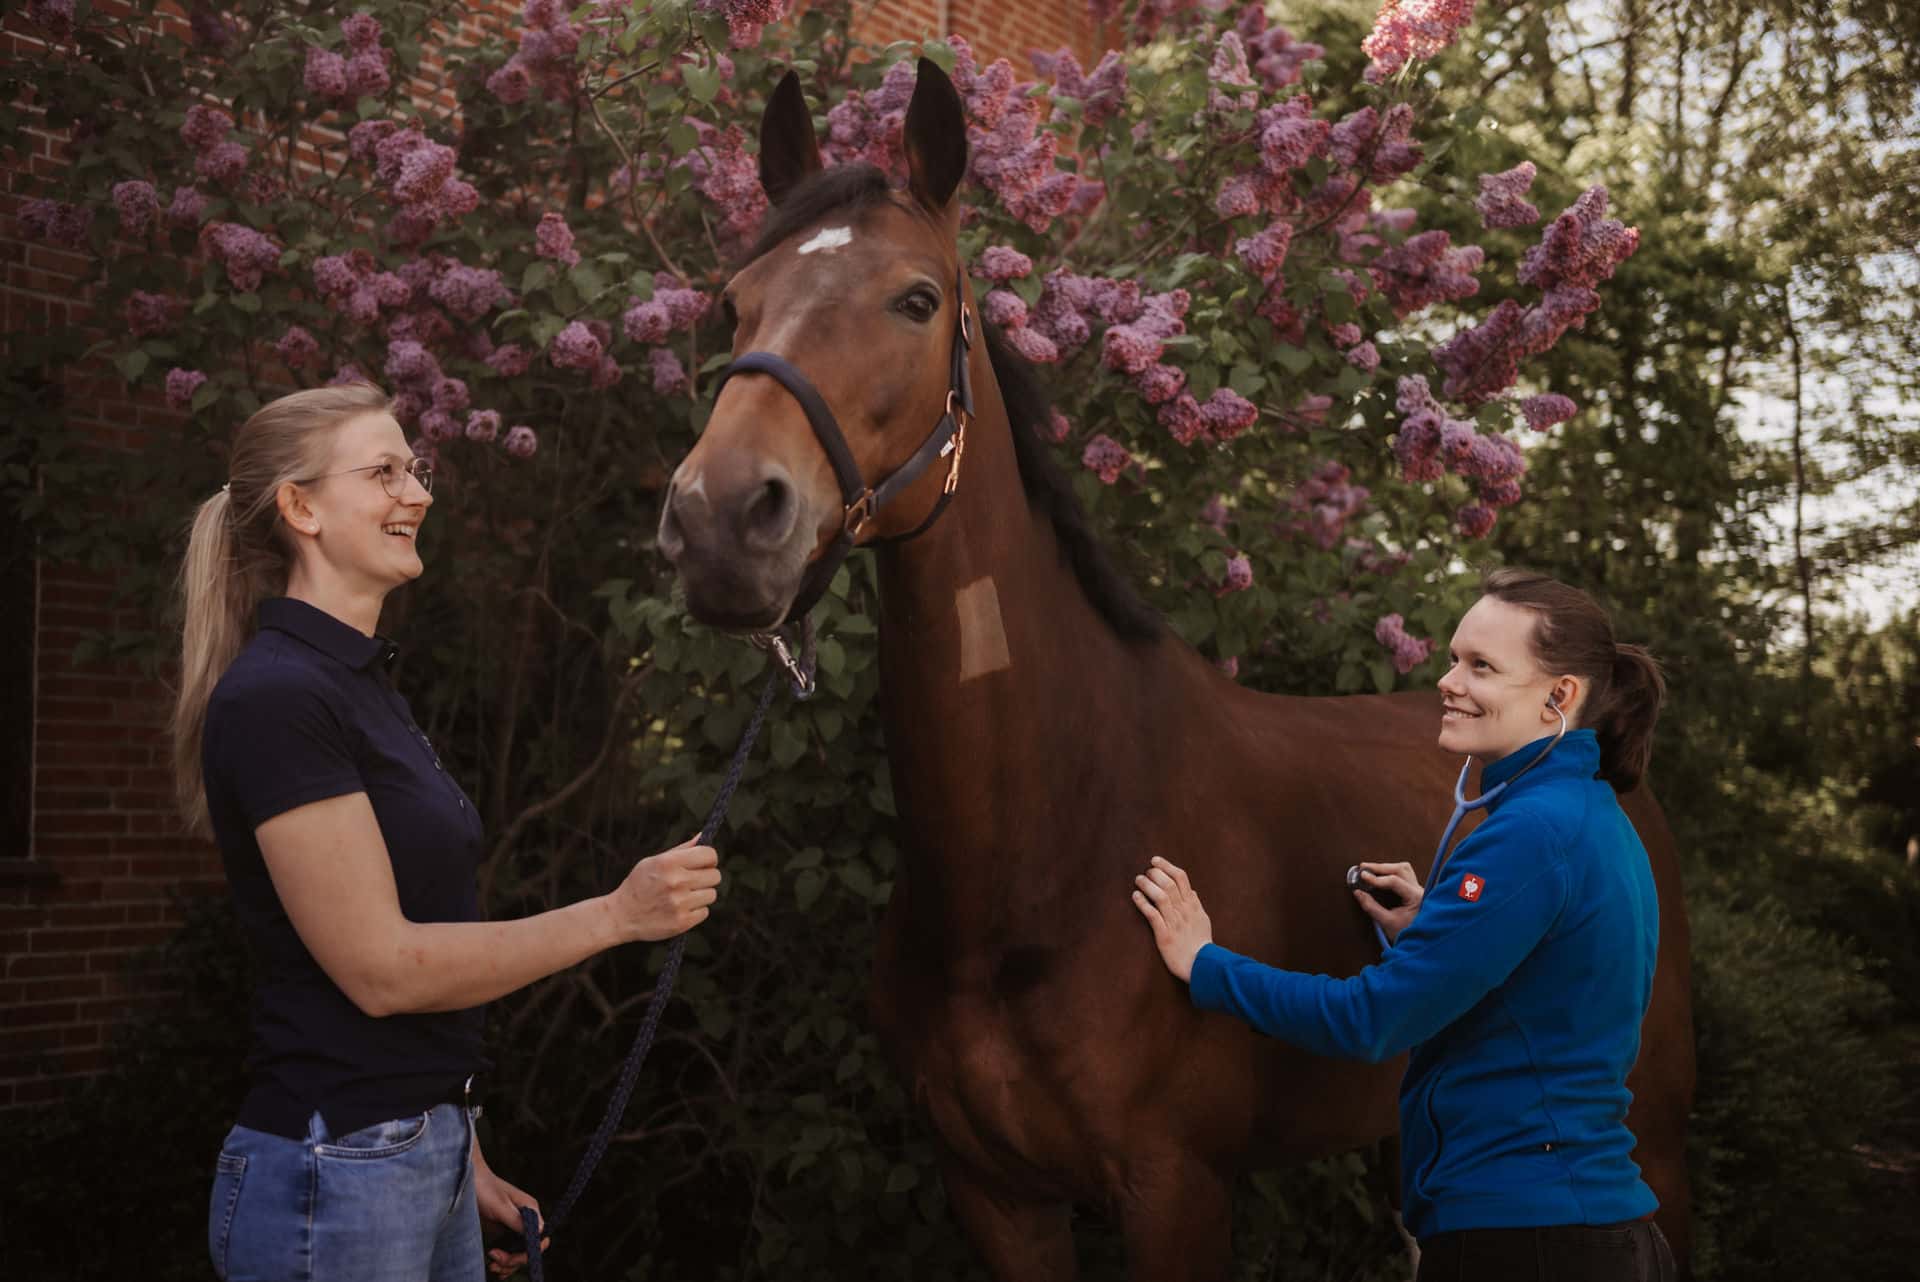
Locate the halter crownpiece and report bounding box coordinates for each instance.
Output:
[708,263,975,622]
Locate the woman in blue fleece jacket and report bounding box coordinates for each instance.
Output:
[1133,569,1676,1282]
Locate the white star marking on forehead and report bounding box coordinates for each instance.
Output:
[796,225,854,255]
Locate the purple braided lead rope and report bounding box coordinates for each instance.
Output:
[519,666,785,1280]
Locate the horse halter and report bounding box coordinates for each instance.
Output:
[707,264,975,624]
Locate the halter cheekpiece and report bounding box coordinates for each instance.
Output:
[707,265,975,621]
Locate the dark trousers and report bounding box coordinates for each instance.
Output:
[1415,1220,1676,1282]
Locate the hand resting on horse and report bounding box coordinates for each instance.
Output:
[1131,856,1214,983]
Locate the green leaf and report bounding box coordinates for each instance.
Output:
[770,720,808,769]
[1369,656,1396,694]
[1228,363,1266,397]
[885,1163,920,1194]
[1188,363,1221,401]
[695,1004,733,1039]
[839,861,875,901]
[795,868,824,912]
[666,120,700,156]
[231,293,261,314]
[116,349,149,381]
[569,260,607,300]
[921,41,957,74]
[1273,344,1312,374]
[816,637,846,679]
[683,63,720,104]
[521,261,552,294]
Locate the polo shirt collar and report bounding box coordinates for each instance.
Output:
[258,597,399,671]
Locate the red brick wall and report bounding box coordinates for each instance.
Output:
[866,0,1109,65]
[1,0,1109,1111]
[1,2,228,1110]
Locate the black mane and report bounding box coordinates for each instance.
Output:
[982,324,1164,643]
[742,164,1164,645]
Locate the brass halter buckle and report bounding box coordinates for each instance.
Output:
[942,423,967,495]
[842,489,877,539]
[940,392,970,495]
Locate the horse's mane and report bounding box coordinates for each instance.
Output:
[743,164,1164,645]
[980,324,1164,643]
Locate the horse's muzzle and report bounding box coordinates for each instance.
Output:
[658,462,811,629]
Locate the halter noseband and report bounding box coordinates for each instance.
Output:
[707,264,975,621]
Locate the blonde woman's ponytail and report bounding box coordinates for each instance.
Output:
[172,486,249,835]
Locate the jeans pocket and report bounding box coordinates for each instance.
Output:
[313,1109,433,1160]
[207,1152,248,1281]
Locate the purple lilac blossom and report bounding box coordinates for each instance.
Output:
[275,326,320,368]
[503,425,538,458]
[1476,161,1541,230]
[111,181,158,236]
[1081,434,1131,484]
[1374,612,1436,673]
[166,368,208,410]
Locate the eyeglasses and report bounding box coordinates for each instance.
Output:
[299,457,434,498]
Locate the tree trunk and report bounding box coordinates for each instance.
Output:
[1786,291,1814,712]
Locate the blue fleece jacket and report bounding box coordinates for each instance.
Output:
[1189,728,1659,1240]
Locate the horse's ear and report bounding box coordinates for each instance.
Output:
[759,71,821,206]
[903,57,968,214]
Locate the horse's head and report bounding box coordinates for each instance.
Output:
[659,60,972,630]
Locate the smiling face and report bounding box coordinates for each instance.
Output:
[281,410,433,598]
[1436,595,1579,761]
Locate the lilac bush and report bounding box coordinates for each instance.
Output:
[9,0,1637,700]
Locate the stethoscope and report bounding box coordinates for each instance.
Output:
[1348,698,1570,954]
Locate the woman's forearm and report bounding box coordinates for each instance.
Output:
[362,894,625,1015]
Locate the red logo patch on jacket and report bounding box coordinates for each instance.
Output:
[1459,874,1486,902]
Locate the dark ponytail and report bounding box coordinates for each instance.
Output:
[1591,643,1667,794]
[1479,568,1667,794]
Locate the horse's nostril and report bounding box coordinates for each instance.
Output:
[740,475,796,549]
[658,492,687,559]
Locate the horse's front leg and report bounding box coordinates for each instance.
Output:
[940,1157,1078,1282]
[1116,1153,1234,1282]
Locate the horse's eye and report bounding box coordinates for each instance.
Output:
[896,289,939,323]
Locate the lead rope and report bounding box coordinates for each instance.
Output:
[516,622,815,1279]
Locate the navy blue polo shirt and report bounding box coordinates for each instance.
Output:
[203,596,489,1140]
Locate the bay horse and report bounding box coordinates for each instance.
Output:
[657,62,1695,1280]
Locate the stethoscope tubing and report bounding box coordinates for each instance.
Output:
[1365,704,1570,954]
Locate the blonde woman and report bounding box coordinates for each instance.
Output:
[174,384,719,1282]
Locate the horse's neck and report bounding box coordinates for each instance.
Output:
[872,374,1168,946]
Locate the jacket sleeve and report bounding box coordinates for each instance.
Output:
[1187,802,1569,1062]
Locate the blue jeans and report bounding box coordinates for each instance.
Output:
[208,1103,481,1282]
